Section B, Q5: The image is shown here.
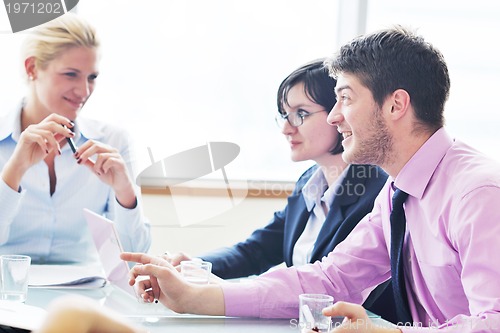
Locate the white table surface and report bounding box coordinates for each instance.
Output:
[24,283,394,332]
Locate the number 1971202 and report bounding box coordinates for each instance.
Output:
[5,2,63,14]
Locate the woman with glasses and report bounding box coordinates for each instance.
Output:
[161,59,396,321]
[0,13,151,263]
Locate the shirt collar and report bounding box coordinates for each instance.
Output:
[394,127,453,199]
[302,166,348,212]
[0,101,23,142]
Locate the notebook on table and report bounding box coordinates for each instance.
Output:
[29,264,107,289]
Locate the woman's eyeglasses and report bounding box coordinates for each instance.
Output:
[275,110,327,128]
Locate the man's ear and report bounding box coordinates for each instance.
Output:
[388,89,411,120]
[24,56,37,80]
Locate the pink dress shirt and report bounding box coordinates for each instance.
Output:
[222,128,500,332]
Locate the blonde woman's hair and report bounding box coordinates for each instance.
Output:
[21,12,99,77]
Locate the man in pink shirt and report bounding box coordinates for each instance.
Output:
[122,26,500,332]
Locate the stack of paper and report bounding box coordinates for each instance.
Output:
[0,300,47,330]
[28,264,107,289]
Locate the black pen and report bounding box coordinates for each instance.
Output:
[63,124,77,153]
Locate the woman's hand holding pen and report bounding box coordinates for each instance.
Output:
[1,113,74,191]
[74,140,137,208]
[161,252,227,284]
[161,251,192,266]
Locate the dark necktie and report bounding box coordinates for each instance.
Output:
[390,188,413,324]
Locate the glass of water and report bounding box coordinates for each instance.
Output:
[180,260,212,284]
[1,255,31,302]
[299,293,334,332]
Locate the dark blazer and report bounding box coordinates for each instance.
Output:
[200,164,397,322]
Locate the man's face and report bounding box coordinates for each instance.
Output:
[327,73,394,167]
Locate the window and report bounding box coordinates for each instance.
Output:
[1,0,498,185]
[366,0,500,161]
[77,0,339,182]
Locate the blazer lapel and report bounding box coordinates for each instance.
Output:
[309,165,365,261]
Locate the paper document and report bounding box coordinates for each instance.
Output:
[28,264,107,289]
[0,300,47,330]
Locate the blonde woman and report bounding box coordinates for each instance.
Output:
[0,13,150,263]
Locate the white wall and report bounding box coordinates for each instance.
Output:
[142,192,287,257]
